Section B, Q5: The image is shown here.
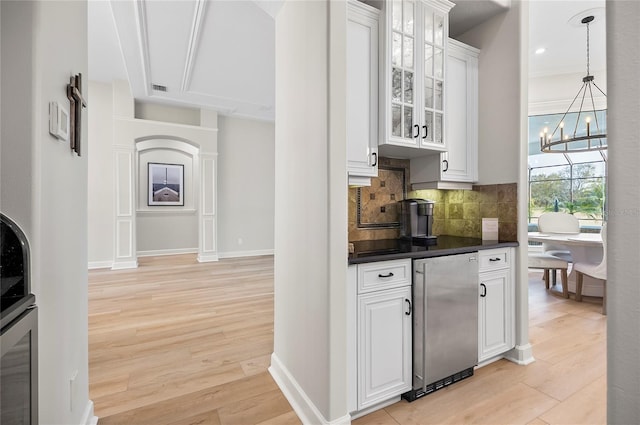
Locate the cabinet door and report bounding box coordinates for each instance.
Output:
[409,38,477,188]
[347,2,379,181]
[420,2,447,149]
[381,0,452,154]
[478,269,514,362]
[442,40,478,182]
[358,286,412,409]
[387,0,419,147]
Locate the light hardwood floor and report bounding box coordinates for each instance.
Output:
[89,256,605,424]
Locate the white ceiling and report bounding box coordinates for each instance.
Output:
[88,0,606,122]
[529,0,606,79]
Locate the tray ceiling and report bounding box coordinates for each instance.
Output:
[88,0,605,122]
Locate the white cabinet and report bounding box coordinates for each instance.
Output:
[410,38,479,190]
[379,0,455,157]
[347,1,380,186]
[348,258,412,413]
[478,248,515,363]
[358,286,412,409]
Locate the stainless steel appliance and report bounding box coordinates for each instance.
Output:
[1,213,38,424]
[1,307,38,424]
[1,214,35,329]
[398,199,436,242]
[404,253,478,401]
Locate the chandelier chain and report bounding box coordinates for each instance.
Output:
[586,21,590,76]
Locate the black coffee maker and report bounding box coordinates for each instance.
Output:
[398,199,437,243]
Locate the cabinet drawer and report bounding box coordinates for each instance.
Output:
[357,259,411,294]
[479,248,511,272]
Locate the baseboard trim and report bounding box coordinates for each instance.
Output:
[505,343,535,365]
[269,353,351,425]
[477,355,508,368]
[111,260,138,270]
[218,249,274,259]
[81,400,98,425]
[350,396,400,420]
[88,261,113,270]
[137,248,198,257]
[197,253,219,263]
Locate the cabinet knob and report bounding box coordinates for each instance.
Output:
[442,159,449,172]
[413,124,420,138]
[371,152,377,167]
[378,272,394,278]
[480,283,487,297]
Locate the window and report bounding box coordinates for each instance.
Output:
[528,111,607,230]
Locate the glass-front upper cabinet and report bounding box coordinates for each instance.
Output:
[423,6,445,146]
[390,0,416,142]
[381,0,454,154]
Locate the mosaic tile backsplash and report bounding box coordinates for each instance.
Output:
[348,159,518,242]
[348,157,410,241]
[356,165,407,229]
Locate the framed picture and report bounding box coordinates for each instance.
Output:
[148,162,184,206]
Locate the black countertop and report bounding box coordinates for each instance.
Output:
[348,236,519,264]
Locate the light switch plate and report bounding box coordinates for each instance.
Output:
[49,101,69,141]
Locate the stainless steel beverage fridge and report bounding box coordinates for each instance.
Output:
[404,252,479,401]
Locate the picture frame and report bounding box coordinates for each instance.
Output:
[148,162,184,206]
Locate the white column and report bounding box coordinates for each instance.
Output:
[198,153,218,262]
[112,146,138,269]
[607,1,640,423]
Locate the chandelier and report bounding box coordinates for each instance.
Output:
[540,15,607,153]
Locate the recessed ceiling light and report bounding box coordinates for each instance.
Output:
[535,47,546,55]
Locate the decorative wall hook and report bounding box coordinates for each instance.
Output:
[66,73,87,156]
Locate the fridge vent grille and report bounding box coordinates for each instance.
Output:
[402,367,474,402]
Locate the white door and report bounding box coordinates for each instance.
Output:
[478,269,512,362]
[443,40,478,182]
[347,2,379,179]
[358,286,412,409]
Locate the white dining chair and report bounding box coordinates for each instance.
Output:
[538,212,580,258]
[528,252,569,298]
[574,222,607,314]
[537,212,580,284]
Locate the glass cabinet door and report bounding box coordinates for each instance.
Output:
[422,6,445,146]
[390,0,417,143]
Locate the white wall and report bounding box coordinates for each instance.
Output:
[457,1,534,365]
[2,1,94,424]
[217,116,274,257]
[606,2,640,423]
[270,1,348,423]
[89,82,277,262]
[1,0,34,236]
[88,81,115,266]
[457,5,522,186]
[135,101,200,126]
[87,81,218,265]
